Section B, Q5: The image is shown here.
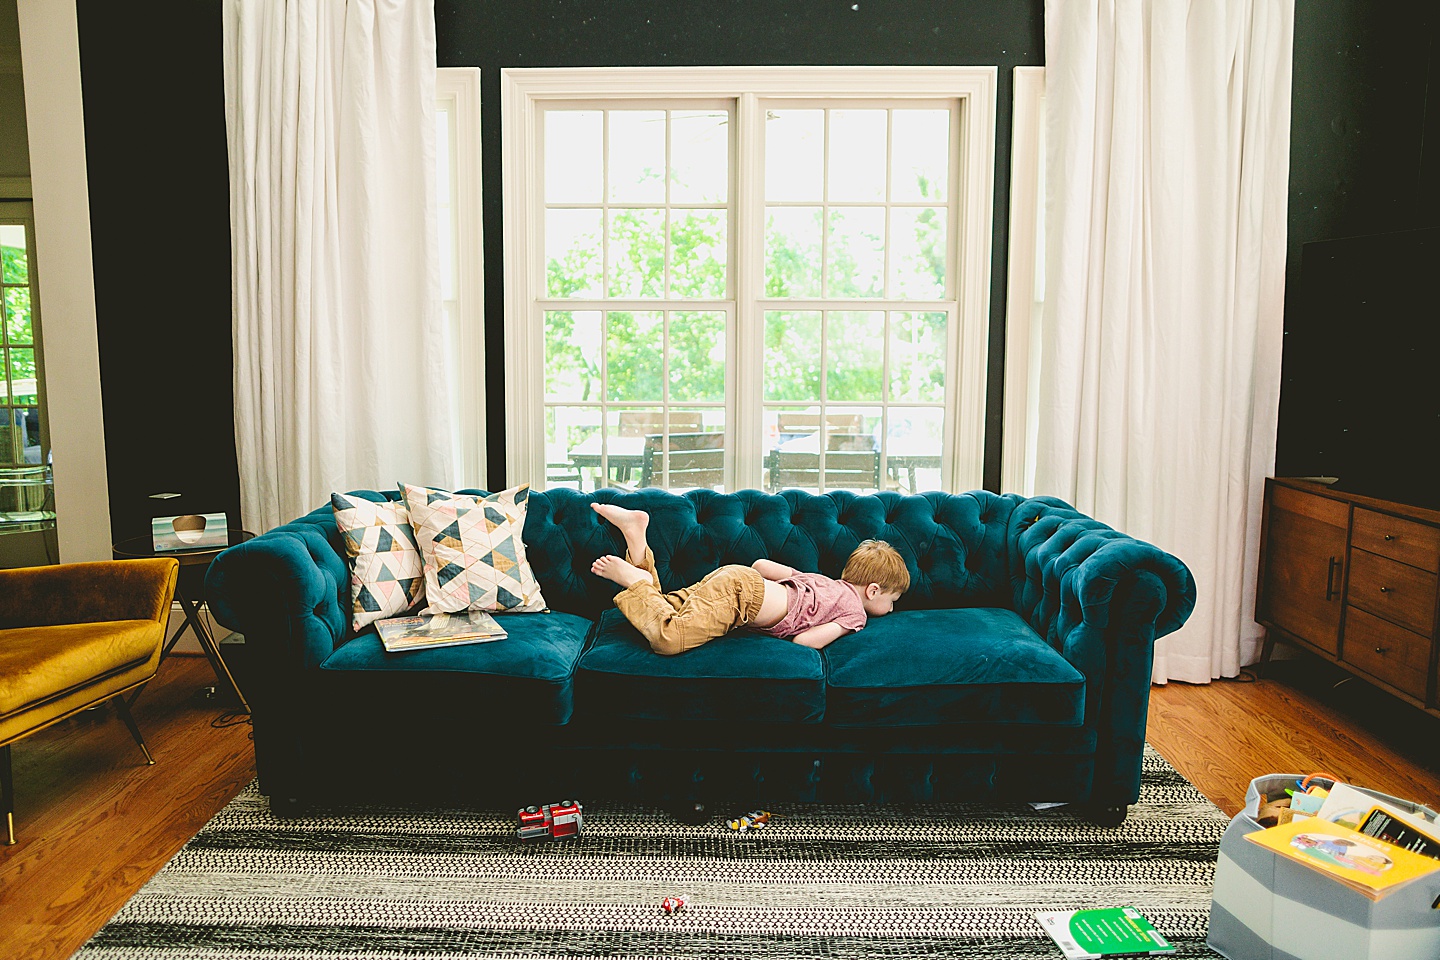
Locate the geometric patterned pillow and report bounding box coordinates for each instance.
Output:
[399,482,548,615]
[330,492,427,632]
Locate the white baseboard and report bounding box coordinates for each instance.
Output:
[164,601,230,654]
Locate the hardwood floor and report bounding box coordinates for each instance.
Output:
[0,656,256,960]
[3,651,1439,959]
[1148,656,1440,816]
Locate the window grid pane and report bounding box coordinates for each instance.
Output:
[765,105,952,303]
[762,309,946,495]
[544,106,731,303]
[544,307,729,492]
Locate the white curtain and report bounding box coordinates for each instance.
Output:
[223,0,453,534]
[1036,0,1293,683]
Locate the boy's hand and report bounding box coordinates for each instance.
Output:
[791,621,849,650]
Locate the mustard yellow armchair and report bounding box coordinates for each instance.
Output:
[0,558,179,845]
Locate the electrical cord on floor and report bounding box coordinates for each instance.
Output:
[211,710,252,730]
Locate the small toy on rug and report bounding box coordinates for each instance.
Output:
[516,799,584,840]
[726,809,775,833]
[660,893,691,914]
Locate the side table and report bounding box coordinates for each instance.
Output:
[113,530,254,713]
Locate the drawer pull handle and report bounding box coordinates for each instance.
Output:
[1383,534,1396,541]
[1325,557,1340,601]
[1379,586,1391,593]
[1375,646,1388,655]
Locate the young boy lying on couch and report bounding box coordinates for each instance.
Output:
[590,503,909,654]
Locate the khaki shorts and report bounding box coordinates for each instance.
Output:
[613,547,766,656]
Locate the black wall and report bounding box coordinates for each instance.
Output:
[69,1,1438,539]
[1275,0,1440,503]
[76,1,240,541]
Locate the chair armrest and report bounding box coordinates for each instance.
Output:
[0,559,179,629]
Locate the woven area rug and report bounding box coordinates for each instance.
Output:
[74,746,1227,959]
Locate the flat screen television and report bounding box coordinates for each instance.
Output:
[1276,227,1440,510]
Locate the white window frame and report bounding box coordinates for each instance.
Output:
[1001,67,1045,496]
[436,67,487,488]
[502,66,998,493]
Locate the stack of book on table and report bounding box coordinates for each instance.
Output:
[1244,780,1440,900]
[376,610,508,653]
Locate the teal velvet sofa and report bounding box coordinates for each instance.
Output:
[205,487,1194,825]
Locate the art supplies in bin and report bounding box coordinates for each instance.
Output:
[1209,772,1440,960]
[1244,816,1440,900]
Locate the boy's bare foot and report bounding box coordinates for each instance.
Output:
[591,554,651,590]
[592,502,651,564]
[591,502,649,538]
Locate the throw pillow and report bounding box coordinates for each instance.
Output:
[330,492,426,632]
[400,482,548,614]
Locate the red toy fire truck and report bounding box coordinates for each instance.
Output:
[516,799,584,840]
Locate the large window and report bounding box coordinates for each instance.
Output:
[1,217,41,468]
[504,68,996,494]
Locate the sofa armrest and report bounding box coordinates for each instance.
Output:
[205,519,350,671]
[1009,498,1194,647]
[0,559,179,629]
[1008,497,1196,804]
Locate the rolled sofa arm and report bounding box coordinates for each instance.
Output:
[1009,497,1195,648]
[205,510,351,670]
[1007,496,1197,805]
[0,559,179,629]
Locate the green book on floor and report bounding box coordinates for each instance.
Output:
[1035,907,1176,959]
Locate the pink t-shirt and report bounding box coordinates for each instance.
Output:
[757,572,868,639]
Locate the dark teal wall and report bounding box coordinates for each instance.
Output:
[70,1,1437,538]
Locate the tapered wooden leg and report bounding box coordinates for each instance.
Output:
[1256,629,1279,679]
[2,743,14,845]
[112,695,155,766]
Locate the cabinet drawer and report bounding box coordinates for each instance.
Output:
[1270,483,1350,527]
[1352,508,1440,573]
[1346,549,1439,635]
[1342,606,1432,700]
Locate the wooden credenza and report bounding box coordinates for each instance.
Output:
[1257,477,1440,717]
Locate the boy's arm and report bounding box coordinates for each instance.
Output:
[790,621,850,650]
[752,558,796,581]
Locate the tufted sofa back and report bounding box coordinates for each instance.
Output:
[208,486,1074,668]
[526,487,1026,620]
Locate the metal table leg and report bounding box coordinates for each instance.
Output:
[147,587,250,714]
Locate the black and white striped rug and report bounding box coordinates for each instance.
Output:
[75,747,1226,958]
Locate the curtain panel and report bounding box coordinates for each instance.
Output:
[223,0,453,535]
[1038,0,1294,682]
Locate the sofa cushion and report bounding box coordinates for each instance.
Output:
[576,609,826,723]
[318,611,591,725]
[821,608,1085,727]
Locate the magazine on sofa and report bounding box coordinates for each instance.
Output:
[376,610,508,652]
